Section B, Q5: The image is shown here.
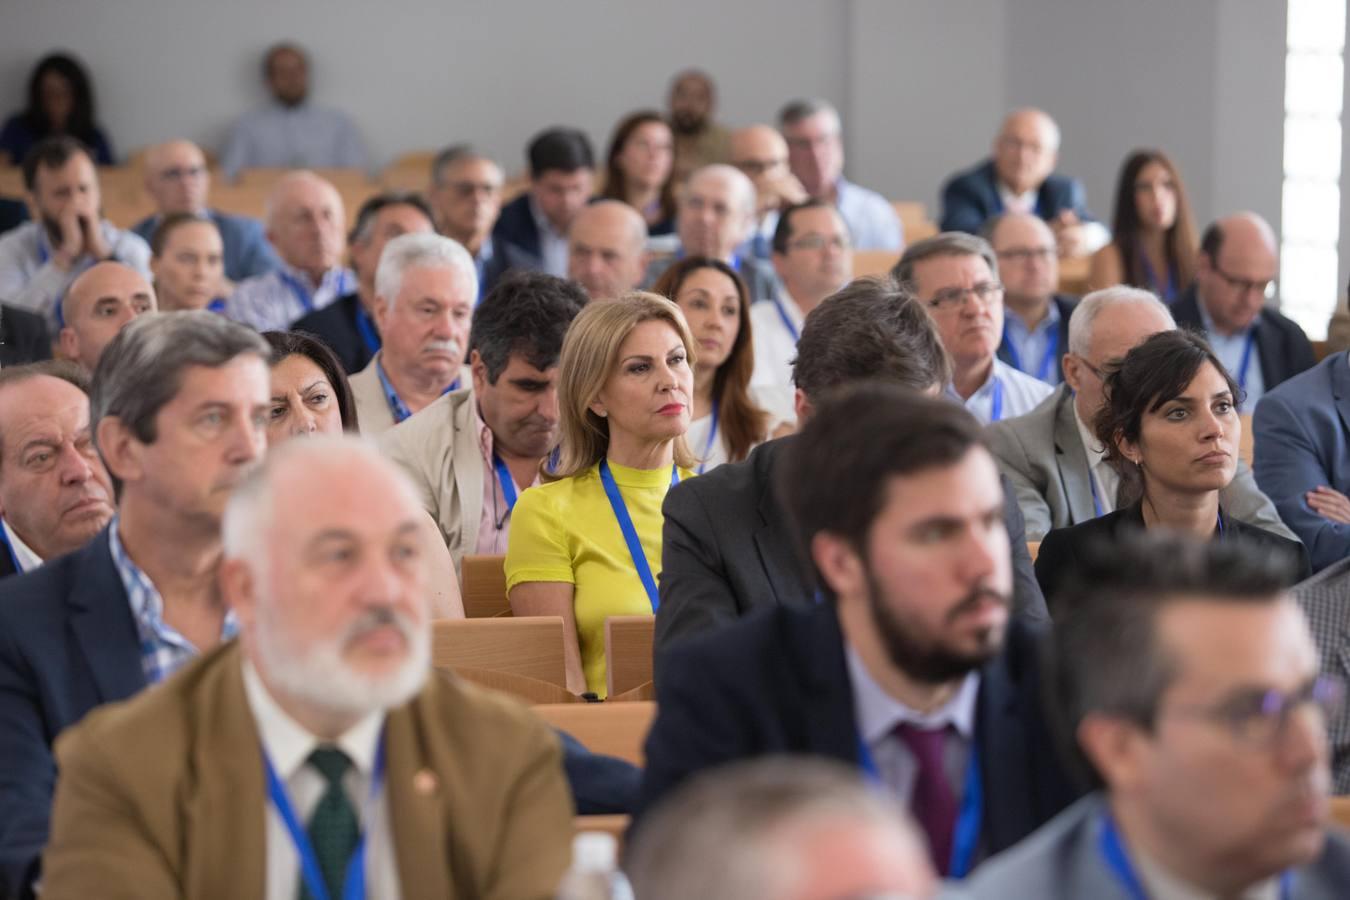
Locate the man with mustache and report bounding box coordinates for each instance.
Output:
[639,384,1081,879]
[39,437,574,900]
[0,312,270,898]
[349,233,476,435]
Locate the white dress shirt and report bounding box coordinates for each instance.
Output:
[1074,402,1120,515]
[835,178,904,251]
[529,196,570,278]
[749,292,805,424]
[0,519,43,573]
[0,220,152,330]
[685,386,784,474]
[947,358,1054,425]
[241,661,401,900]
[995,182,1109,253]
[225,262,356,332]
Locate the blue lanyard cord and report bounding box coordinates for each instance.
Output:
[988,377,1005,423]
[1236,329,1258,400]
[1002,321,1059,383]
[0,525,23,574]
[1137,250,1177,302]
[279,271,317,315]
[597,459,678,612]
[772,298,800,342]
[262,736,386,900]
[354,304,381,355]
[492,452,519,512]
[696,398,720,475]
[1088,471,1105,518]
[375,359,459,425]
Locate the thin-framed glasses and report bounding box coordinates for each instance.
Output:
[927,282,1003,312]
[1162,674,1345,748]
[1211,262,1276,300]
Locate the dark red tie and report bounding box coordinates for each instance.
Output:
[895,722,958,875]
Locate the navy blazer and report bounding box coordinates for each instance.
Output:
[0,197,28,237]
[489,194,545,274]
[0,303,51,368]
[637,602,1083,865]
[1170,284,1315,393]
[1254,351,1350,571]
[996,293,1078,382]
[940,160,1094,234]
[291,292,375,374]
[0,528,145,898]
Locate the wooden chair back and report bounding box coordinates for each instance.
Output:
[431,616,566,686]
[891,201,938,242]
[451,667,581,705]
[604,616,654,699]
[1238,413,1254,466]
[1058,255,1092,295]
[1313,340,1332,362]
[533,701,656,767]
[1331,795,1350,830]
[461,554,510,618]
[851,249,900,278]
[0,166,27,197]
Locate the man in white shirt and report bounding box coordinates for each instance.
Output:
[895,232,1052,424]
[225,170,355,332]
[58,261,157,374]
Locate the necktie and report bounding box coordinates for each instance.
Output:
[301,746,359,900]
[895,722,958,875]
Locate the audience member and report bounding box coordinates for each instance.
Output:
[627,758,938,900]
[0,312,269,897]
[0,303,51,367]
[640,384,1080,876]
[261,330,359,440]
[668,69,731,185]
[653,257,775,471]
[988,212,1076,386]
[148,213,226,312]
[601,111,676,235]
[379,271,586,568]
[132,139,280,282]
[730,124,808,260]
[427,145,504,295]
[349,233,475,434]
[1035,330,1309,609]
[0,54,114,166]
[224,170,355,333]
[0,137,151,330]
[1172,212,1314,410]
[291,192,435,373]
[988,286,1292,542]
[656,277,1046,663]
[778,98,902,251]
[941,108,1105,256]
[0,362,113,580]
[57,261,157,374]
[506,293,696,697]
[1296,558,1350,794]
[567,199,648,300]
[492,127,595,279]
[219,42,368,178]
[39,437,573,899]
[960,534,1350,898]
[894,233,1052,423]
[1088,148,1197,301]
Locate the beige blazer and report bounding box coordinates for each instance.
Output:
[41,642,574,900]
[351,352,471,436]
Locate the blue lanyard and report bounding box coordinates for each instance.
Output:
[375,358,458,424]
[492,451,519,512]
[597,459,678,611]
[1137,251,1177,302]
[354,304,381,355]
[1236,329,1258,393]
[697,399,720,475]
[0,523,24,575]
[206,298,227,314]
[856,732,983,879]
[36,233,49,265]
[1088,471,1105,517]
[281,270,350,316]
[1001,321,1059,382]
[988,377,1005,423]
[262,736,385,900]
[772,298,800,342]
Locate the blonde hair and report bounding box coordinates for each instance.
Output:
[553,291,698,478]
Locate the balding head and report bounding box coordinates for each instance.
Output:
[987,212,1059,308]
[993,107,1061,195]
[679,164,757,260]
[730,125,794,212]
[59,262,157,373]
[567,200,647,299]
[265,171,346,275]
[142,139,209,216]
[1195,211,1279,336]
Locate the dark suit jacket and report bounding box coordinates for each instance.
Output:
[0,303,51,367]
[940,160,1094,234]
[997,293,1077,381]
[1171,283,1316,393]
[1035,502,1311,615]
[291,292,375,374]
[0,544,17,580]
[0,198,28,237]
[655,437,1048,668]
[637,602,1083,863]
[490,194,545,274]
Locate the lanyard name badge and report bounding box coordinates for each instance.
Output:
[598,459,678,611]
[354,304,381,356]
[262,735,386,900]
[772,298,800,342]
[1236,330,1257,407]
[697,399,720,475]
[988,377,1005,423]
[1002,322,1059,383]
[376,359,459,424]
[856,734,983,879]
[493,452,519,512]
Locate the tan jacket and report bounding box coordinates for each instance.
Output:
[41,642,574,900]
[351,351,472,436]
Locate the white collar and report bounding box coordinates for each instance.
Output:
[1,519,43,572]
[845,643,980,746]
[1073,401,1109,467]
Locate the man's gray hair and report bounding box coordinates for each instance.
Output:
[430,144,494,187]
[374,232,478,309]
[778,98,841,132]
[891,232,1000,292]
[1067,285,1175,357]
[685,164,757,218]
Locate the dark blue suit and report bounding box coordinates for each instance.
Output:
[1170,284,1315,394]
[637,602,1083,865]
[1254,352,1350,572]
[940,160,1094,235]
[489,194,546,277]
[291,292,375,374]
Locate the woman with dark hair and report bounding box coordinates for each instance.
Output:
[261,330,358,441]
[0,53,114,165]
[602,111,676,236]
[1087,149,1197,301]
[652,256,776,469]
[1035,329,1308,610]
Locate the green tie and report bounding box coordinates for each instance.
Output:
[300,746,359,900]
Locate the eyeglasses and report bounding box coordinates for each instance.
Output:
[926,282,1003,312]
[1211,261,1276,300]
[997,246,1055,264]
[1163,674,1345,749]
[157,165,207,182]
[445,180,501,199]
[733,157,786,176]
[788,234,850,252]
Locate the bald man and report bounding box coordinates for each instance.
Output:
[730,125,807,261]
[668,69,732,185]
[58,261,157,373]
[224,170,355,332]
[941,108,1105,256]
[567,200,647,299]
[1172,212,1314,410]
[131,140,280,281]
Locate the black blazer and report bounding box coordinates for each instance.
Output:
[940,160,1094,234]
[291,293,374,375]
[0,303,51,368]
[0,197,28,237]
[0,544,16,580]
[1170,284,1316,393]
[997,293,1078,380]
[637,602,1084,862]
[489,193,545,273]
[1035,502,1312,615]
[655,437,1048,667]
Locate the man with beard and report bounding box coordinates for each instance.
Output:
[349,233,475,434]
[0,312,270,898]
[378,271,587,569]
[40,437,574,899]
[638,384,1081,879]
[667,69,732,185]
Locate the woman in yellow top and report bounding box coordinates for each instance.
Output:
[506,292,697,696]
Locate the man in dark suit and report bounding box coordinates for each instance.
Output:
[656,277,1047,662]
[640,385,1081,879]
[0,196,28,236]
[988,212,1076,386]
[490,128,594,281]
[0,303,49,367]
[1171,212,1315,411]
[940,108,1104,258]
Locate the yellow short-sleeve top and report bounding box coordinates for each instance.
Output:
[505,460,694,697]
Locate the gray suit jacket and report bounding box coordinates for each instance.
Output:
[987,384,1295,542]
[947,793,1350,899]
[1295,558,1350,793]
